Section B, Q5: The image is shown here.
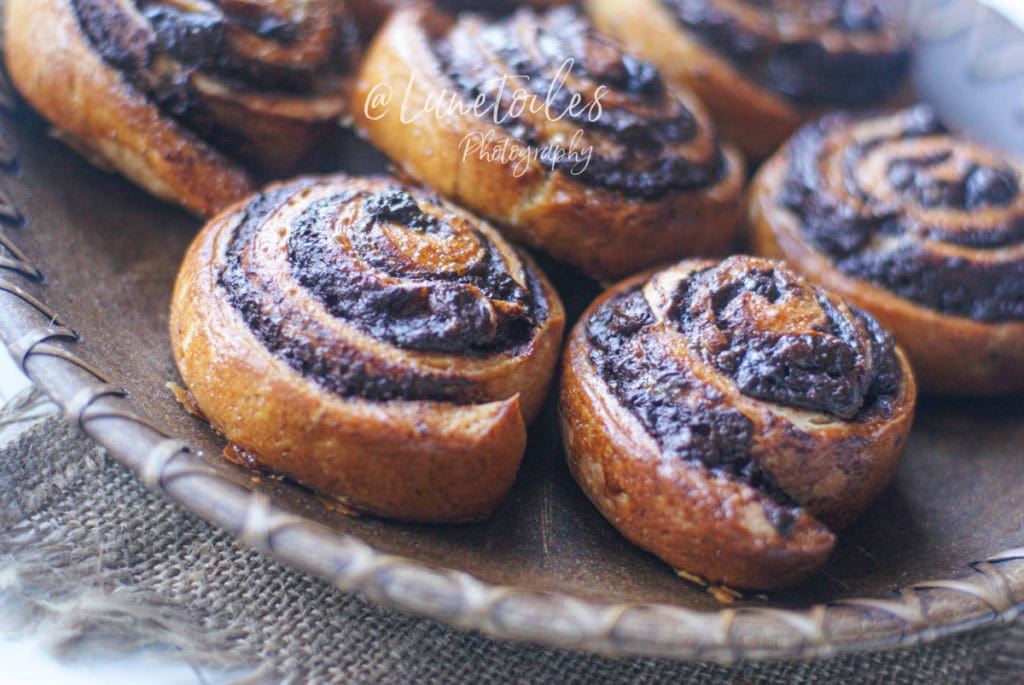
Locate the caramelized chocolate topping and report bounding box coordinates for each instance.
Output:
[217,180,551,403]
[433,8,727,199]
[661,0,910,107]
[780,106,1024,322]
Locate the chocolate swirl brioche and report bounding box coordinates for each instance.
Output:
[749,106,1024,395]
[560,256,915,590]
[171,175,565,522]
[352,5,744,281]
[585,0,912,159]
[5,0,360,216]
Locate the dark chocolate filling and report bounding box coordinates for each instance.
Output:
[217,182,550,403]
[661,0,910,108]
[671,264,900,419]
[71,0,357,157]
[886,155,1020,216]
[433,8,727,199]
[586,286,797,533]
[74,0,356,90]
[289,189,538,353]
[585,265,901,533]
[780,107,1024,322]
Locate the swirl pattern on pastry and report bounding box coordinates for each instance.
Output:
[4,0,359,216]
[584,0,911,159]
[657,0,910,108]
[749,106,1024,394]
[171,175,565,522]
[778,106,1024,322]
[560,256,915,590]
[72,0,358,168]
[433,7,727,200]
[349,0,574,32]
[352,5,744,281]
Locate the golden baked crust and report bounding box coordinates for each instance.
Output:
[748,107,1024,395]
[350,5,744,282]
[171,175,565,523]
[4,0,358,216]
[585,0,912,160]
[560,256,916,590]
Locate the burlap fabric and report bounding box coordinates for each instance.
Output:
[0,391,1021,684]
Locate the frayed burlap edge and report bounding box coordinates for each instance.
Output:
[0,389,274,683]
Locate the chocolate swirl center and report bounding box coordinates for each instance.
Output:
[671,260,898,419]
[433,8,727,199]
[585,258,901,520]
[661,0,910,107]
[289,188,537,353]
[780,106,1024,322]
[217,179,552,403]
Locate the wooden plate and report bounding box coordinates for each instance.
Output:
[0,0,1021,662]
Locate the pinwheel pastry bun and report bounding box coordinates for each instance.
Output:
[171,175,565,523]
[585,0,912,160]
[560,256,916,590]
[351,5,744,282]
[749,106,1024,395]
[5,0,360,216]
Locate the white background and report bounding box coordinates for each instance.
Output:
[984,0,1024,25]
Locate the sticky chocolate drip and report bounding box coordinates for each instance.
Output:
[671,264,899,419]
[780,108,1024,322]
[585,285,799,534]
[217,182,549,403]
[661,0,910,107]
[433,8,727,199]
